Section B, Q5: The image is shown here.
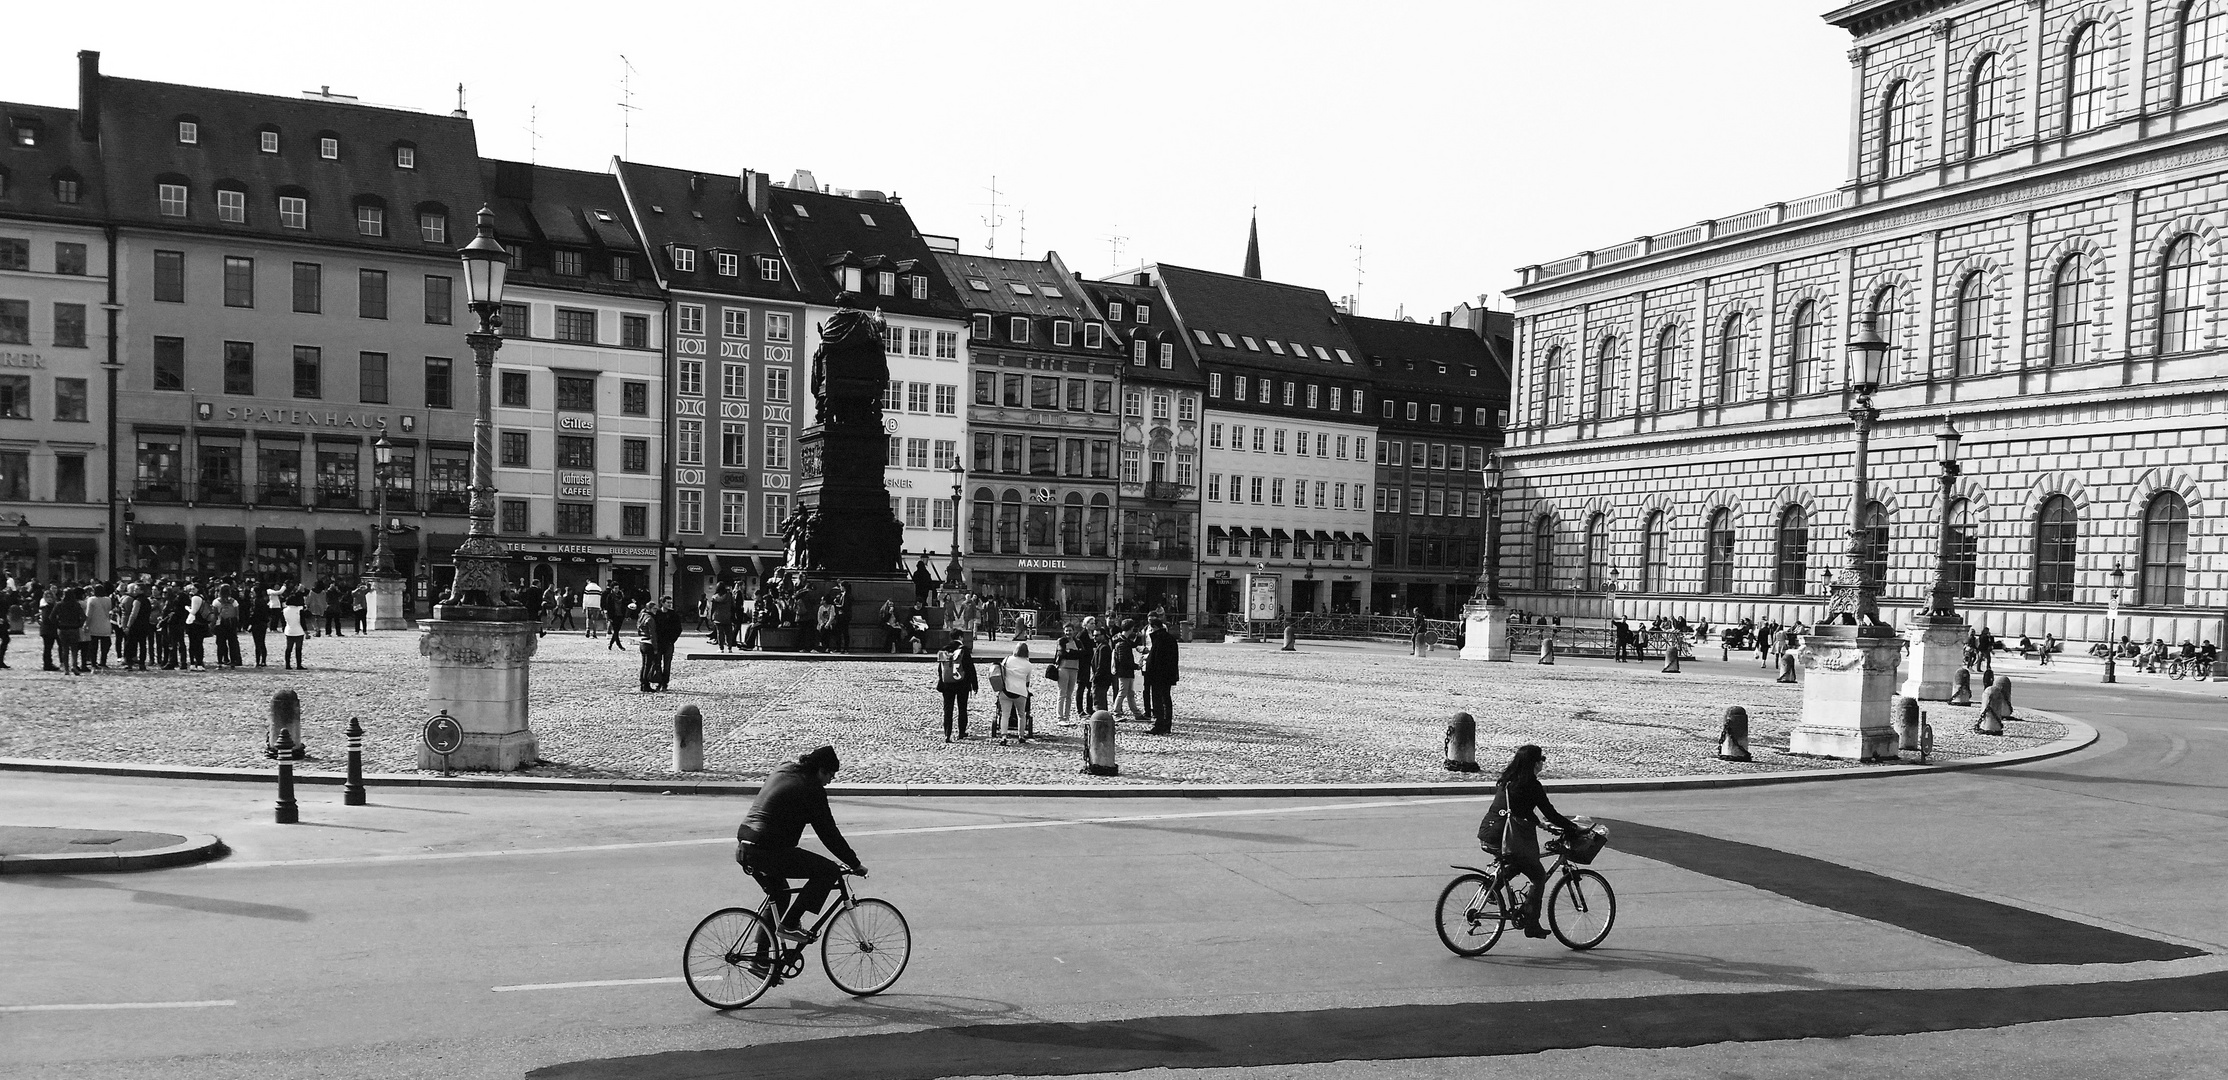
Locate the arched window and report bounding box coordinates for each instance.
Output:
[969,486,995,553]
[997,489,1022,554]
[2033,495,2077,602]
[1651,326,1679,413]
[1541,346,1566,425]
[1716,314,1747,404]
[1584,514,1609,591]
[1706,509,1736,594]
[2051,254,2093,366]
[1059,492,1085,555]
[1531,517,1555,591]
[1861,501,1890,587]
[2159,234,2206,355]
[1642,511,1668,592]
[1871,285,1903,385]
[1955,271,1992,376]
[1775,506,1810,595]
[2140,491,2190,606]
[1947,498,1978,599]
[2066,21,2108,134]
[1880,79,1914,178]
[2179,0,2228,106]
[1969,52,2007,157]
[1592,336,1619,419]
[1087,493,1112,557]
[1788,299,1822,397]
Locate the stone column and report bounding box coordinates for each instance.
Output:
[420,619,540,771]
[1901,613,1966,701]
[1790,626,1905,760]
[366,575,407,631]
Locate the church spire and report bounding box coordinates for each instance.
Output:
[1242,208,1262,279]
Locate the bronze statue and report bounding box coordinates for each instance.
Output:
[810,305,889,428]
[781,505,820,571]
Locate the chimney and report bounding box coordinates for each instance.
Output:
[76,50,100,142]
[741,169,767,214]
[1440,311,1453,327]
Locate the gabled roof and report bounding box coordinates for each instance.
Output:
[611,160,800,303]
[479,159,661,301]
[760,184,965,319]
[1345,314,1505,395]
[92,71,484,257]
[931,251,1090,319]
[1077,277,1207,387]
[1143,262,1365,373]
[0,101,106,225]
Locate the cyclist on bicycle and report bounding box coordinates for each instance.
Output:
[1477,744,1580,939]
[736,745,866,945]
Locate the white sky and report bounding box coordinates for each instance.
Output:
[2,1,1853,318]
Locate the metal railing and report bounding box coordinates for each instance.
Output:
[315,488,359,510]
[133,481,183,502]
[257,485,300,507]
[1506,622,1695,659]
[1523,187,1852,286]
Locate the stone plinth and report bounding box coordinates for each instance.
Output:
[1460,601,1511,662]
[796,422,904,578]
[1901,614,1966,702]
[366,574,408,631]
[420,617,539,771]
[1789,626,1904,761]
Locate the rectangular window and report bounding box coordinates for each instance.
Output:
[424,358,454,409]
[1409,488,1426,515]
[907,327,931,357]
[999,434,1022,473]
[1120,448,1142,484]
[762,492,789,535]
[622,438,648,472]
[678,359,704,396]
[419,211,446,244]
[1001,375,1025,408]
[500,430,530,468]
[1028,436,1058,476]
[758,255,783,281]
[1207,474,1221,501]
[423,275,452,325]
[671,247,696,273]
[721,491,748,534]
[1259,380,1272,404]
[358,270,387,319]
[935,329,958,359]
[556,375,595,412]
[622,505,647,537]
[49,242,85,276]
[1336,435,1349,459]
[278,196,307,229]
[1430,444,1448,469]
[1333,483,1346,509]
[1252,428,1266,452]
[219,256,253,307]
[1208,373,1223,398]
[290,346,321,398]
[764,366,790,404]
[158,183,188,217]
[621,380,648,415]
[44,375,86,422]
[677,490,703,534]
[904,437,929,470]
[1306,384,1320,409]
[676,420,703,465]
[1272,429,1286,454]
[358,352,388,403]
[933,438,958,470]
[722,308,751,339]
[556,503,596,536]
[763,425,790,469]
[558,434,596,469]
[886,437,902,470]
[1427,488,1445,516]
[1409,442,1427,467]
[722,423,750,467]
[554,308,596,343]
[213,188,246,223]
[501,303,530,338]
[500,500,529,533]
[610,255,633,281]
[1233,375,1248,400]
[678,303,705,335]
[906,381,930,413]
[499,370,530,408]
[45,302,85,349]
[1208,424,1223,449]
[356,205,385,237]
[936,383,957,415]
[621,314,649,348]
[886,379,905,413]
[0,375,26,419]
[720,362,749,400]
[762,313,792,343]
[1250,477,1264,504]
[547,250,582,277]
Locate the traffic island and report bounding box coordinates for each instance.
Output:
[0,826,226,874]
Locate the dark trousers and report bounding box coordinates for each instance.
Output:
[284,636,305,667]
[42,629,58,669]
[214,629,240,668]
[354,608,367,633]
[1493,850,1549,928]
[251,628,269,666]
[324,612,345,636]
[125,628,151,669]
[639,643,658,689]
[1146,682,1173,732]
[92,635,110,667]
[186,628,207,667]
[1089,677,1113,713]
[739,844,843,927]
[942,687,970,738]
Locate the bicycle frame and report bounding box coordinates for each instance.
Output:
[754,873,858,949]
[1451,849,1576,902]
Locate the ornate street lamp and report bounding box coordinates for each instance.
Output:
[1920,417,1963,617]
[371,434,397,577]
[1479,451,1503,607]
[443,207,517,617]
[2103,558,2125,684]
[945,462,965,588]
[1459,449,1511,661]
[1827,314,1888,627]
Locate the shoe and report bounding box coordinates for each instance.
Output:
[1524,923,1552,939]
[775,923,813,947]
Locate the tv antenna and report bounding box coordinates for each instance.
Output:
[1016,208,1027,259]
[1349,238,1366,316]
[1102,227,1129,271]
[617,55,641,160]
[524,102,540,164]
[454,83,467,117]
[980,176,1005,255]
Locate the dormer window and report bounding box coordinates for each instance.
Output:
[1009,317,1030,343]
[53,173,82,205]
[716,251,740,277]
[158,182,189,218]
[394,146,416,169]
[418,208,447,244]
[971,314,992,340]
[1084,323,1103,348]
[177,121,199,145]
[1108,301,1124,321]
[1135,304,1150,323]
[356,203,385,237]
[757,255,782,281]
[1051,321,1073,346]
[670,246,696,273]
[259,129,280,154]
[611,255,634,282]
[838,266,862,293]
[877,270,896,295]
[553,250,584,276]
[909,275,927,300]
[11,121,38,147]
[216,188,246,223]
[278,194,308,229]
[319,136,340,160]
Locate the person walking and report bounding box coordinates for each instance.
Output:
[936,637,977,741]
[182,584,209,671]
[1143,615,1179,735]
[584,580,605,638]
[606,586,632,649]
[84,583,113,669]
[993,641,1034,744]
[281,588,308,669]
[1111,624,1141,719]
[652,596,684,692]
[351,580,370,634]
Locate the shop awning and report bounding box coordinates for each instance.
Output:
[1250,527,1271,542]
[196,525,247,545]
[132,523,187,543]
[1332,532,1351,543]
[255,528,306,547]
[1269,529,1291,542]
[1353,532,1374,546]
[314,529,364,548]
[1206,525,1227,540]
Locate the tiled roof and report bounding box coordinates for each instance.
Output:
[0,101,106,224]
[610,160,800,303]
[931,251,1091,319]
[479,160,661,301]
[1144,262,1365,373]
[1345,314,1504,392]
[1078,278,1207,387]
[761,184,965,318]
[92,73,485,257]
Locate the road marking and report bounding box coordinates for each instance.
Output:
[491,977,682,993]
[0,999,236,1013]
[198,797,1482,870]
[2162,735,2189,768]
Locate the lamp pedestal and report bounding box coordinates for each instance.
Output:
[1459,599,1511,662]
[366,572,408,631]
[1900,612,1966,703]
[1789,624,1905,760]
[419,616,540,770]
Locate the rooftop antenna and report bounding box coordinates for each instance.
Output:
[980,175,1005,255]
[1102,227,1129,272]
[452,82,467,118]
[1350,238,1365,317]
[524,102,540,164]
[1016,208,1027,259]
[617,54,641,160]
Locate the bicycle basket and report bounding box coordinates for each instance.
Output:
[1563,824,1609,865]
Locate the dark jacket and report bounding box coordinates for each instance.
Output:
[1113,636,1137,677]
[1479,771,1579,856]
[1143,627,1179,685]
[651,607,684,647]
[736,762,860,867]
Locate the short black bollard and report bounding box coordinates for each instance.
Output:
[343,716,366,806]
[1717,706,1752,761]
[274,731,299,824]
[1443,712,1480,772]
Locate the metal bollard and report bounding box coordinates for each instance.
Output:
[1443,712,1480,772]
[1892,695,1920,751]
[1717,706,1752,761]
[673,704,705,772]
[274,731,298,824]
[267,689,306,760]
[343,716,366,806]
[1083,710,1118,776]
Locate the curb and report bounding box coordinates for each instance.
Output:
[0,834,228,875]
[0,713,2096,799]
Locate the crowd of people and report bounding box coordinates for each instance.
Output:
[934,614,1181,744]
[0,575,366,674]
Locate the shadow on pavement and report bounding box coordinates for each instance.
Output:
[2,873,312,922]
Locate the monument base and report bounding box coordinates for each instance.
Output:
[366,574,408,631]
[1459,600,1511,662]
[1901,613,1966,702]
[1789,625,1904,761]
[420,616,540,771]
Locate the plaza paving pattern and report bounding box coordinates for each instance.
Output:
[0,632,2062,785]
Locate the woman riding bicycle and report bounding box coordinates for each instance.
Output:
[1478,744,1580,939]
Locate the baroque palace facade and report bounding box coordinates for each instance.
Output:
[1502,0,2228,648]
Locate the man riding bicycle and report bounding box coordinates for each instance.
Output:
[1478,744,1580,939]
[736,745,866,945]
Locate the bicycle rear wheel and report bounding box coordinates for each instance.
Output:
[684,907,781,1009]
[1547,869,1616,950]
[821,898,912,996]
[1434,873,1506,956]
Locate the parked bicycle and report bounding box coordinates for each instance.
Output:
[1435,818,1616,955]
[683,870,911,1009]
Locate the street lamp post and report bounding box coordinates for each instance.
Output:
[1791,313,1904,760]
[1901,417,1966,708]
[2103,559,2125,684]
[945,463,965,591]
[1460,450,1512,661]
[419,206,539,771]
[365,433,407,630]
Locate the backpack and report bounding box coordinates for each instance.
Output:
[1477,783,1509,851]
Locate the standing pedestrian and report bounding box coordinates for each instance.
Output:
[1054,623,1087,725]
[912,554,936,608]
[84,583,113,669]
[49,586,87,675]
[183,584,209,671]
[0,584,13,669]
[245,583,271,667]
[351,580,370,634]
[709,584,735,651]
[39,582,61,670]
[994,641,1034,744]
[584,580,604,638]
[211,585,242,669]
[830,581,852,653]
[282,588,308,669]
[1143,615,1179,735]
[651,595,684,691]
[1111,624,1141,719]
[1089,623,1116,713]
[120,584,153,671]
[936,637,977,741]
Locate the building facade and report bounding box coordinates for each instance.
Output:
[1347,313,1507,619]
[0,94,113,584]
[1503,0,2228,647]
[941,249,1128,612]
[1148,264,1377,615]
[482,160,665,597]
[1080,275,1206,614]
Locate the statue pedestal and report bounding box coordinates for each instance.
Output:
[420,615,539,771]
[366,574,408,631]
[795,421,903,578]
[1789,626,1904,761]
[1901,614,1966,702]
[1460,600,1511,662]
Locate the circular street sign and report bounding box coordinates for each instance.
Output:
[423,713,464,755]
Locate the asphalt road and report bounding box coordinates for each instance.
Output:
[3,665,2223,1079]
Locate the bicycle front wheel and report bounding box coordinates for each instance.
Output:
[684,907,780,1009]
[1547,869,1617,950]
[822,898,912,996]
[1434,873,1506,956]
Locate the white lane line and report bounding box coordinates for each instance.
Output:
[0,999,236,1013]
[2162,734,2189,768]
[199,796,1484,870]
[491,977,682,993]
